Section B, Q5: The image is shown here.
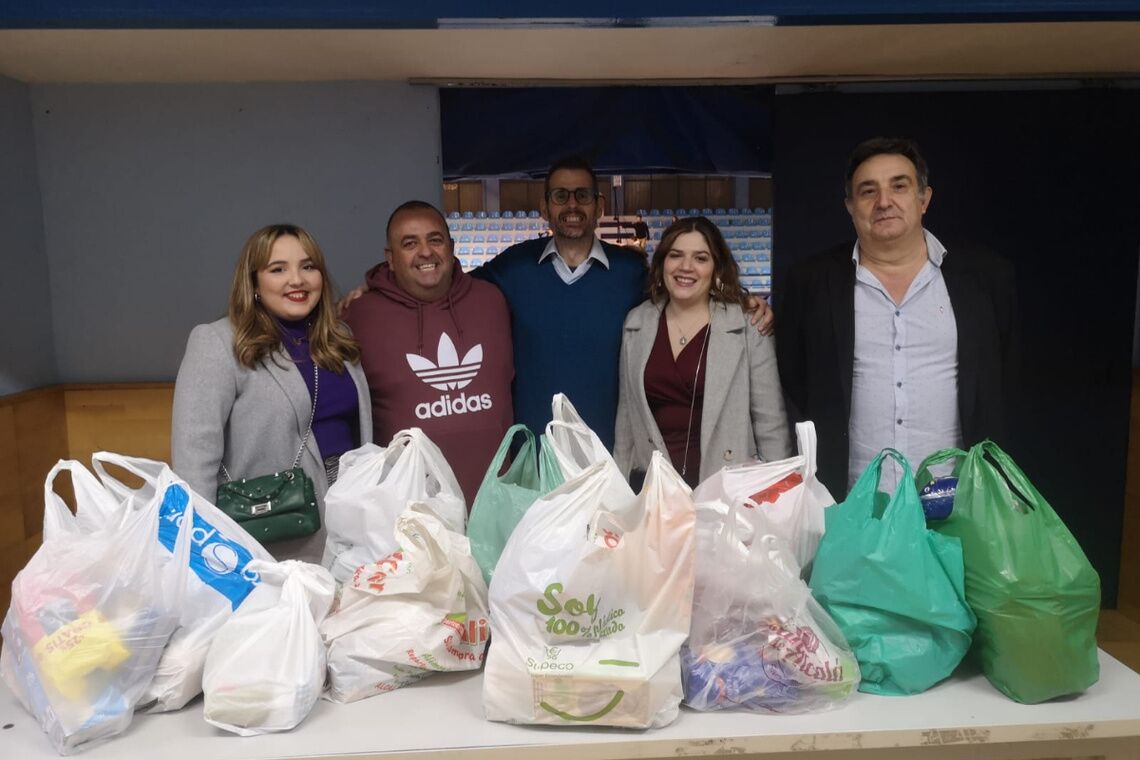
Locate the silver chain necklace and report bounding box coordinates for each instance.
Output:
[680,326,710,478]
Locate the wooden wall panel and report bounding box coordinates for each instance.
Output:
[441,182,460,216]
[650,175,679,213]
[499,179,543,215]
[0,387,68,614]
[623,177,652,215]
[63,384,174,465]
[677,176,706,212]
[457,180,484,214]
[706,177,734,210]
[749,177,774,210]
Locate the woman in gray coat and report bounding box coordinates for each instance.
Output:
[614,216,790,489]
[172,224,372,562]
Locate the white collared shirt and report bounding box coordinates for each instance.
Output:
[538,236,610,285]
[848,229,961,491]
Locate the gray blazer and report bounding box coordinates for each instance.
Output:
[171,317,372,563]
[614,300,792,483]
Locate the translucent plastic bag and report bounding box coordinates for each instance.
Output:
[693,421,833,573]
[0,461,190,754]
[324,429,466,583]
[484,451,695,729]
[90,452,274,712]
[202,560,335,736]
[683,501,858,713]
[321,506,490,702]
[544,393,634,507]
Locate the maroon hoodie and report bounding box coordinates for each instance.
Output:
[345,263,514,506]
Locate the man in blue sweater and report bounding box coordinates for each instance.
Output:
[471,157,645,449]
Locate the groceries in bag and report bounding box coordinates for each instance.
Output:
[321,506,490,702]
[202,560,335,736]
[324,430,466,583]
[683,500,858,713]
[918,442,1100,703]
[693,421,833,573]
[0,461,190,754]
[468,424,563,584]
[484,451,695,729]
[809,449,976,696]
[91,452,274,712]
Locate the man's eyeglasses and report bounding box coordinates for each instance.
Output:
[546,187,599,205]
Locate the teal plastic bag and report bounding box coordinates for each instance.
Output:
[917,441,1100,703]
[809,449,976,695]
[468,425,563,584]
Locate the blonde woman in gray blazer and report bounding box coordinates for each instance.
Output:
[172,224,371,563]
[614,216,791,488]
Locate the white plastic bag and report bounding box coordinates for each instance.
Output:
[682,501,859,714]
[0,462,190,754]
[484,451,695,729]
[202,560,335,736]
[90,452,274,712]
[544,393,634,507]
[324,430,466,583]
[320,506,490,702]
[692,421,833,572]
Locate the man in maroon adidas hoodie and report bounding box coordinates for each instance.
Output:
[344,200,514,506]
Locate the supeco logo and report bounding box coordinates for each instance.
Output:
[158,485,261,610]
[406,333,482,390]
[407,333,495,420]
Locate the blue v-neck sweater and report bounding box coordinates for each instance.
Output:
[473,238,647,449]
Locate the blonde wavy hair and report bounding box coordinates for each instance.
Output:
[228,224,361,371]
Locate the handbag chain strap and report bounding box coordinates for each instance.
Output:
[220,360,320,483]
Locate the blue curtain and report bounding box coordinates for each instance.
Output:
[441,86,773,179]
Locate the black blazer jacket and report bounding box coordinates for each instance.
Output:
[775,237,1019,497]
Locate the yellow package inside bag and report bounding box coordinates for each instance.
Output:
[33,610,130,699]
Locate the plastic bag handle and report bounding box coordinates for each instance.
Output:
[90,451,164,501]
[914,447,968,489]
[483,424,536,485]
[794,421,819,479]
[849,448,922,526]
[550,393,582,424]
[395,426,466,501]
[42,460,86,536]
[973,440,1045,512]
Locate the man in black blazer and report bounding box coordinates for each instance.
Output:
[776,138,1018,497]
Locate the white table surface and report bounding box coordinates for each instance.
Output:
[3,651,1139,760]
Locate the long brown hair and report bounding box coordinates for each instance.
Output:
[647,216,748,308]
[228,223,361,370]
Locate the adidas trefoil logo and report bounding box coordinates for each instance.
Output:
[406,333,483,391]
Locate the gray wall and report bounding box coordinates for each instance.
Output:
[31,81,441,383]
[0,76,56,395]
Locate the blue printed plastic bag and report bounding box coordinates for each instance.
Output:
[90,452,275,711]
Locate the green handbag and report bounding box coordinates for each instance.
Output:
[216,466,319,544]
[216,361,321,545]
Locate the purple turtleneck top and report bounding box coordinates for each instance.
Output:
[277,318,360,459]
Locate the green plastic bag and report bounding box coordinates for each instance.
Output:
[917,441,1100,704]
[468,424,563,584]
[809,449,976,695]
